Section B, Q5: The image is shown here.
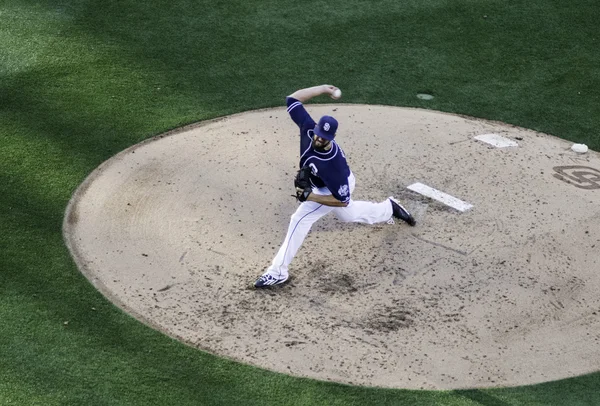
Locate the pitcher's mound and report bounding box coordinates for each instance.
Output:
[64,105,600,389]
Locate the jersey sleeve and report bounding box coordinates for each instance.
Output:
[286,97,315,133]
[320,163,351,203]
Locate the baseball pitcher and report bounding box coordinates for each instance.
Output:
[254,84,416,288]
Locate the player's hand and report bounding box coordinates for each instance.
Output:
[322,84,337,96]
[324,85,341,99]
[295,187,312,202]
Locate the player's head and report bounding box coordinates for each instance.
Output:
[312,116,338,151]
[314,116,338,141]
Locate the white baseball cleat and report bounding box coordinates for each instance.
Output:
[254,273,289,288]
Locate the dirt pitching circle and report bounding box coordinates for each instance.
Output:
[64,105,600,389]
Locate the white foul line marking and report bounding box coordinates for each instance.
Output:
[474,133,518,148]
[407,182,473,212]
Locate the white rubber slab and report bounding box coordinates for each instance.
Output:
[474,133,518,148]
[407,182,473,212]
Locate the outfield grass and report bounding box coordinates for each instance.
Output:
[1,0,599,405]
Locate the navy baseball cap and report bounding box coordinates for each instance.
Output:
[314,115,338,141]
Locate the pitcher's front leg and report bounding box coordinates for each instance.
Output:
[255,202,332,288]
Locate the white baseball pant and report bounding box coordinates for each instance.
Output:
[266,173,393,280]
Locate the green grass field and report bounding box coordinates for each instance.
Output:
[1,0,599,404]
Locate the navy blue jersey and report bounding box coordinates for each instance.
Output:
[286,97,351,203]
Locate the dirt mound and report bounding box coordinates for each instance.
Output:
[64,105,600,389]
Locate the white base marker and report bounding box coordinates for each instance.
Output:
[407,182,473,212]
[474,133,518,148]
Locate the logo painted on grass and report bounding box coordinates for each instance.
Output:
[553,166,600,189]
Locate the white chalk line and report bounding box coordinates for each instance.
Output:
[407,182,473,212]
[474,133,518,148]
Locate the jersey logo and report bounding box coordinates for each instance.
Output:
[324,123,330,131]
[338,184,349,197]
[309,163,318,175]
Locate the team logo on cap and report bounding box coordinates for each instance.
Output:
[324,123,330,131]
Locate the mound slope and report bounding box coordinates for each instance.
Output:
[64,105,600,389]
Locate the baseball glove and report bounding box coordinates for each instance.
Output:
[293,166,313,202]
